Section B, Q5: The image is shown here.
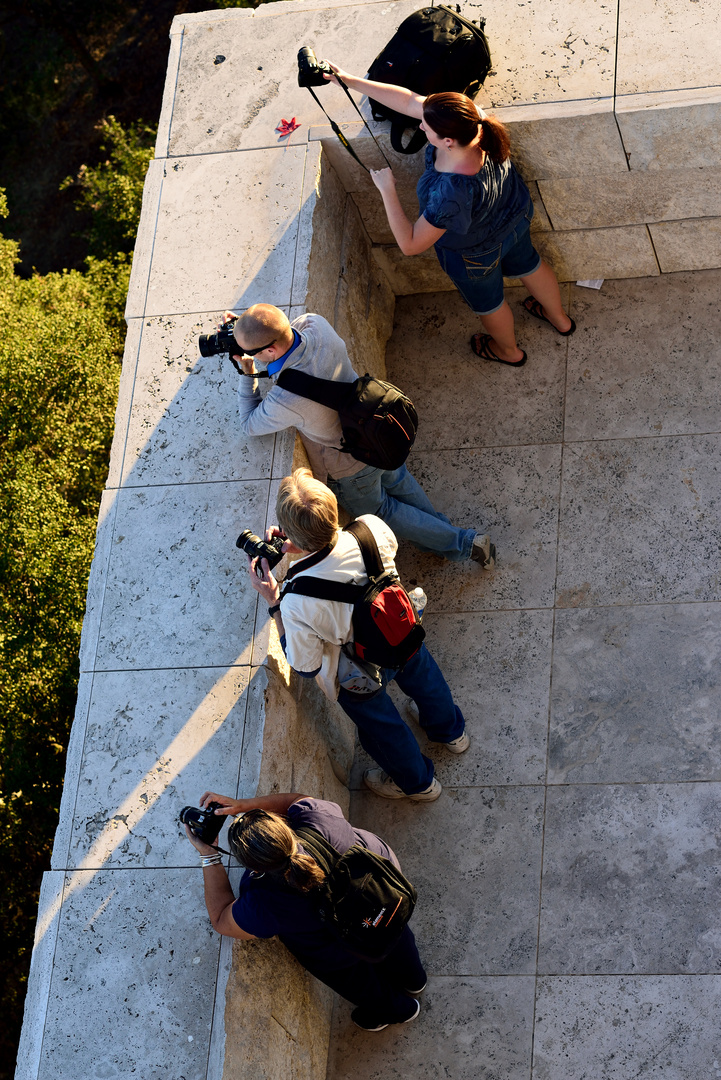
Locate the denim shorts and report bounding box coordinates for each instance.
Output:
[434,205,541,316]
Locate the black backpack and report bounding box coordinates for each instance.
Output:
[293,824,417,961]
[277,368,417,471]
[280,518,425,670]
[367,4,492,154]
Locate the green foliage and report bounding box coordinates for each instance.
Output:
[60,116,155,258]
[0,114,146,1062]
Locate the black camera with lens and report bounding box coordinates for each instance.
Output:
[179,802,225,845]
[237,529,286,578]
[297,46,332,88]
[198,319,237,360]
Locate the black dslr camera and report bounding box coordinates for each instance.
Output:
[297,46,333,88]
[237,529,286,578]
[198,318,237,360]
[179,802,225,845]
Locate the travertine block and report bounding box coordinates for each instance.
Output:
[35,870,220,1080]
[14,872,65,1080]
[649,217,721,272]
[372,246,454,295]
[508,108,627,181]
[616,0,720,95]
[94,480,268,670]
[534,225,660,280]
[111,314,275,488]
[617,97,721,171]
[63,666,251,869]
[539,168,721,229]
[303,149,348,319]
[138,147,307,317]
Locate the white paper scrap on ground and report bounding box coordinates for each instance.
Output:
[576,279,604,289]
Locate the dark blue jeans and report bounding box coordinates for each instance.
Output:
[302,925,426,1023]
[337,643,465,793]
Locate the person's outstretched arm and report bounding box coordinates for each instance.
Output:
[323,63,425,118]
[370,168,446,255]
[198,791,306,817]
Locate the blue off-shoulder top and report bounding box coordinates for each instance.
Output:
[417,143,532,252]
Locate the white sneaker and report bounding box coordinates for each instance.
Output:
[471,533,496,569]
[363,768,442,802]
[438,731,471,754]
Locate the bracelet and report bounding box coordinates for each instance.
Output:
[200,853,223,867]
[268,603,281,618]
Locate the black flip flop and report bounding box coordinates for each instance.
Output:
[470,333,527,367]
[522,297,576,336]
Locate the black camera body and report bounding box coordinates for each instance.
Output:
[198,319,237,359]
[297,46,332,88]
[237,529,285,578]
[179,802,225,846]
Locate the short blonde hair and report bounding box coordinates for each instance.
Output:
[234,304,290,350]
[276,468,339,552]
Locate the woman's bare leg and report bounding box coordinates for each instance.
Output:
[520,260,572,332]
[477,300,525,363]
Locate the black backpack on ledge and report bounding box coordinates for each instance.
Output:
[367,4,492,154]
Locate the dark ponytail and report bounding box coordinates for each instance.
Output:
[228,808,326,893]
[422,92,511,162]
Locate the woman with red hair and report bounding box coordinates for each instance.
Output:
[324,68,574,366]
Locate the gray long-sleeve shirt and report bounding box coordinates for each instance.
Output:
[236,313,365,480]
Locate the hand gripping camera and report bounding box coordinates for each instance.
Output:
[297,46,333,87]
[237,529,286,579]
[198,318,237,361]
[179,802,225,846]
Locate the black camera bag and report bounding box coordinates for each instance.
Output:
[292,824,417,961]
[280,519,425,671]
[367,4,492,154]
[277,368,417,471]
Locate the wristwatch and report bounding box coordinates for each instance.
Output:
[268,603,281,618]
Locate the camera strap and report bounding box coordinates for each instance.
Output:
[306,77,393,173]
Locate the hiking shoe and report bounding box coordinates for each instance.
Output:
[352,999,420,1030]
[363,768,442,802]
[470,533,496,569]
[437,731,470,754]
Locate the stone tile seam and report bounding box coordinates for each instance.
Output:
[645,222,663,274]
[288,143,311,318]
[155,24,184,157]
[348,780,721,791]
[79,661,262,675]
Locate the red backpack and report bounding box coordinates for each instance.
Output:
[280,519,425,669]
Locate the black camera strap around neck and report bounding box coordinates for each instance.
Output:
[306,76,392,173]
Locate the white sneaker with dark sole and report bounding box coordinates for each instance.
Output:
[471,533,496,569]
[351,998,421,1030]
[363,768,442,802]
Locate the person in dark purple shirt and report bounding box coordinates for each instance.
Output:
[184,790,427,1030]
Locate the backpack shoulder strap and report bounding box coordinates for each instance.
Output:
[277,367,352,412]
[292,824,340,875]
[280,574,363,605]
[390,122,428,155]
[344,519,385,579]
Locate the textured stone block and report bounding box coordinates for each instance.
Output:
[533,975,721,1080]
[138,147,306,317]
[62,666,250,869]
[564,270,721,440]
[549,604,721,784]
[94,480,268,670]
[618,96,721,171]
[616,0,720,95]
[534,224,660,280]
[650,217,721,272]
[508,108,627,181]
[36,869,220,1080]
[387,289,568,451]
[372,245,454,295]
[14,872,65,1080]
[395,444,562,612]
[113,315,276,488]
[539,783,721,973]
[329,975,535,1080]
[298,147,346,317]
[539,167,721,229]
[556,433,721,607]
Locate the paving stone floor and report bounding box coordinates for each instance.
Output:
[325,269,721,1080]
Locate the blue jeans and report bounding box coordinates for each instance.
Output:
[435,203,541,315]
[337,644,465,794]
[328,463,476,562]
